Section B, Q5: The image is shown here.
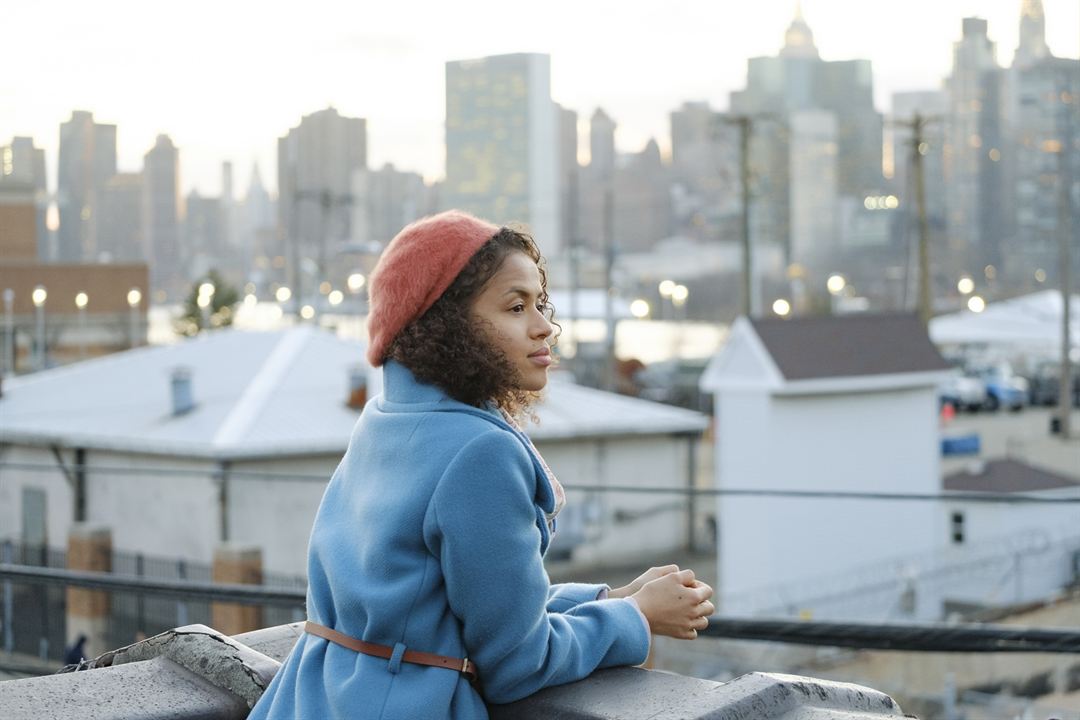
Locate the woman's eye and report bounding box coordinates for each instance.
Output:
[511,304,525,313]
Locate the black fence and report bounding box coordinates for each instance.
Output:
[0,539,306,665]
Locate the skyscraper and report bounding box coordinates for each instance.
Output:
[944,18,1008,278]
[98,173,144,262]
[0,136,48,259]
[278,107,367,302]
[57,111,116,262]
[729,5,883,271]
[443,53,558,255]
[1004,1,1080,284]
[142,134,182,298]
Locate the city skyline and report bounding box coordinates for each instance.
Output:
[2,0,1078,197]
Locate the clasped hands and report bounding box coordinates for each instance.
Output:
[609,565,714,640]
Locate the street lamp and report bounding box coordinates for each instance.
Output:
[3,288,13,374]
[127,287,142,348]
[31,285,46,371]
[827,274,847,314]
[75,292,88,360]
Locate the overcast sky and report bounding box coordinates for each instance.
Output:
[2,0,1077,197]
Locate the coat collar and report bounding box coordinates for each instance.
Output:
[377,359,557,522]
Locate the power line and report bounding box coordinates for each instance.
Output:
[5,563,1080,655]
[2,461,1078,504]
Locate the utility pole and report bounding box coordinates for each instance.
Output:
[892,113,940,327]
[913,113,932,328]
[737,115,753,318]
[602,183,616,392]
[1055,92,1074,439]
[722,115,754,317]
[567,168,580,355]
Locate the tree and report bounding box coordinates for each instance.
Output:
[175,270,240,337]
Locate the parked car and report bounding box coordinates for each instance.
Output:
[1028,361,1080,407]
[939,372,988,412]
[973,363,1028,412]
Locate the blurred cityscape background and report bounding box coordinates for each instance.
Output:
[1,2,1079,718]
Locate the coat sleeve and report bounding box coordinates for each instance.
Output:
[546,583,609,613]
[430,431,650,704]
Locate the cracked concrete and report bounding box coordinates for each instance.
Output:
[62,624,280,709]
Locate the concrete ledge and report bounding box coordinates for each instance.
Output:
[0,656,249,720]
[489,667,908,720]
[0,623,909,719]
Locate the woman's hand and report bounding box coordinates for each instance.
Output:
[607,564,680,599]
[631,569,715,640]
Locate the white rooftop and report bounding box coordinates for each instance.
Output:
[0,327,706,460]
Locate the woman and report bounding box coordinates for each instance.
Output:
[249,211,713,720]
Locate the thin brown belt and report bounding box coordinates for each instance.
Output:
[304,621,478,684]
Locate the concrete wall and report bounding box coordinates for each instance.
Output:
[0,444,74,548]
[1,433,696,579]
[87,451,220,562]
[228,456,339,578]
[715,385,944,615]
[539,435,693,566]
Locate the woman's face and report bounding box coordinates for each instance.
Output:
[470,251,554,393]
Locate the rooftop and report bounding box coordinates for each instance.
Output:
[0,327,707,460]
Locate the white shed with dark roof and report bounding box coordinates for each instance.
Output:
[938,459,1080,610]
[0,326,707,577]
[700,314,954,618]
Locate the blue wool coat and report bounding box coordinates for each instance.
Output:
[248,360,650,720]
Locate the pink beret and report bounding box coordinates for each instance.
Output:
[366,210,500,367]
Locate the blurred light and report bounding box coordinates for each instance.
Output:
[243,293,257,307]
[243,282,256,295]
[75,292,88,309]
[197,294,211,309]
[988,148,1001,162]
[967,295,986,313]
[127,288,142,307]
[1041,139,1063,153]
[32,286,47,307]
[918,142,929,156]
[772,298,791,317]
[272,255,286,269]
[300,305,315,320]
[786,263,806,280]
[658,279,676,298]
[827,274,846,295]
[671,285,689,304]
[275,287,292,303]
[328,290,344,306]
[198,282,215,298]
[885,195,899,209]
[1035,269,1047,283]
[630,299,650,318]
[347,273,366,292]
[319,281,332,295]
[863,197,875,210]
[957,277,975,295]
[269,305,283,321]
[984,265,997,280]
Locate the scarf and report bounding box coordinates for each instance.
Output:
[499,409,565,535]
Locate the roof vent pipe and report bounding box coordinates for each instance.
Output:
[171,367,194,416]
[346,365,367,410]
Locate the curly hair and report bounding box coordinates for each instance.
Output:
[387,226,558,418]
